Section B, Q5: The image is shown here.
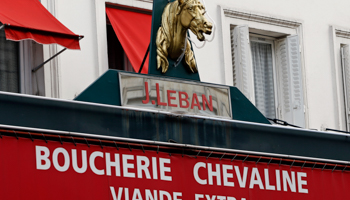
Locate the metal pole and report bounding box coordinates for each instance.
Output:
[138,44,150,73]
[32,48,67,73]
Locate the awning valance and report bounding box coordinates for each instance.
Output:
[0,0,82,50]
[106,7,151,74]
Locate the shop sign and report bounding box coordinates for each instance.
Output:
[1,136,350,200]
[119,73,232,118]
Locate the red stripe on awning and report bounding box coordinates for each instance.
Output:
[106,7,152,74]
[0,0,82,50]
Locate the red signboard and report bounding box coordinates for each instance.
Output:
[0,136,348,200]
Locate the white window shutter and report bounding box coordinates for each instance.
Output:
[276,35,305,127]
[231,25,255,102]
[341,45,350,130]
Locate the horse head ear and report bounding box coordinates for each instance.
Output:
[178,0,185,5]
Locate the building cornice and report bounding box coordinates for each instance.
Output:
[335,28,350,39]
[223,8,301,29]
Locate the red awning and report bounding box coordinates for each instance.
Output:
[106,7,151,74]
[0,0,82,50]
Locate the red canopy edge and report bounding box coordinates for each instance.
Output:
[4,25,82,50]
[106,7,151,74]
[0,0,82,50]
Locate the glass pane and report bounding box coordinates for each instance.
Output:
[0,29,19,93]
[250,41,276,118]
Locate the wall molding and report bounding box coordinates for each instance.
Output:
[136,0,152,3]
[335,28,350,39]
[223,8,301,29]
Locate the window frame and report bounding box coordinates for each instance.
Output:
[221,6,307,127]
[249,35,279,119]
[331,26,350,131]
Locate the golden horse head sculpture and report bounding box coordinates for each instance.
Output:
[156,0,213,74]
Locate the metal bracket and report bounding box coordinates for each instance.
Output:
[196,150,201,158]
[127,142,132,152]
[114,141,119,150]
[301,161,306,169]
[28,132,33,142]
[332,164,337,172]
[99,139,103,149]
[71,136,76,146]
[242,155,249,163]
[290,160,295,168]
[58,135,63,145]
[231,154,237,162]
[256,156,262,164]
[267,158,273,165]
[42,133,47,143]
[13,131,18,140]
[220,153,226,161]
[85,138,90,148]
[206,151,213,159]
[342,165,348,172]
[141,144,145,153]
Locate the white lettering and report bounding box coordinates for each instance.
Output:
[125,188,130,200]
[234,166,248,188]
[208,163,221,185]
[159,158,172,181]
[205,195,216,200]
[222,165,234,187]
[152,157,158,180]
[90,151,105,175]
[297,172,308,193]
[217,196,226,200]
[193,162,207,185]
[159,190,171,200]
[72,149,87,173]
[173,192,182,200]
[110,187,123,200]
[132,188,143,200]
[106,153,120,176]
[282,171,296,192]
[195,194,204,200]
[249,168,264,189]
[36,146,51,170]
[276,170,281,191]
[264,168,275,190]
[137,156,151,179]
[146,190,157,200]
[123,155,135,178]
[52,147,70,172]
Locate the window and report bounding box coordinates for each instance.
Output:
[0,29,19,93]
[231,25,305,127]
[106,23,134,72]
[340,44,350,131]
[0,28,44,95]
[331,27,350,131]
[106,5,152,74]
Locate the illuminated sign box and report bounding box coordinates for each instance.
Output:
[119,73,232,119]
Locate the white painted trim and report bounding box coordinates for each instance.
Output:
[332,26,350,131]
[40,0,60,98]
[223,8,301,29]
[220,6,308,128]
[335,28,350,40]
